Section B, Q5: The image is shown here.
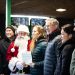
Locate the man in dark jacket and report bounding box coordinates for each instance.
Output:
[44,18,60,75]
[0,25,16,75]
[45,18,60,42]
[44,35,61,75]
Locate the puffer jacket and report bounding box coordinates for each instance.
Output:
[30,37,47,75]
[47,29,60,42]
[44,35,61,75]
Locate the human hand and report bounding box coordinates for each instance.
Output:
[22,62,29,67]
[30,62,35,68]
[16,61,23,70]
[8,57,18,72]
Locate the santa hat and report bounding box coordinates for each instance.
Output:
[17,25,29,34]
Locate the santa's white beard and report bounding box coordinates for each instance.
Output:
[14,36,29,48]
[14,36,29,61]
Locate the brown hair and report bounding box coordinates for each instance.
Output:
[30,25,46,51]
[33,25,46,37]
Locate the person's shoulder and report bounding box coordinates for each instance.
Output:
[72,49,75,58]
[0,39,5,44]
[28,39,32,44]
[37,39,47,46]
[53,35,61,42]
[48,35,61,45]
[40,38,47,43]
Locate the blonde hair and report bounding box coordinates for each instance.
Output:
[45,18,59,27]
[30,25,46,51]
[33,25,46,37]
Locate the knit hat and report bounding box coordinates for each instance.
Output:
[6,25,15,34]
[17,25,29,34]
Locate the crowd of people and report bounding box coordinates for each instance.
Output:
[0,18,75,75]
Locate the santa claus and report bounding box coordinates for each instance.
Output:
[6,25,31,73]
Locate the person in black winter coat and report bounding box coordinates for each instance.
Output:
[0,26,16,75]
[54,24,75,75]
[29,25,47,75]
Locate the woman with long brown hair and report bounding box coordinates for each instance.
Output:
[30,25,47,75]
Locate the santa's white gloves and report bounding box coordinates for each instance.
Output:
[16,61,23,70]
[8,57,24,72]
[8,57,18,72]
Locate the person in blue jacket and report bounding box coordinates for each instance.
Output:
[44,18,60,75]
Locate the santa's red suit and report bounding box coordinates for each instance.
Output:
[6,38,31,72]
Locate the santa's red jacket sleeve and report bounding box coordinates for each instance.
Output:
[6,40,31,62]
